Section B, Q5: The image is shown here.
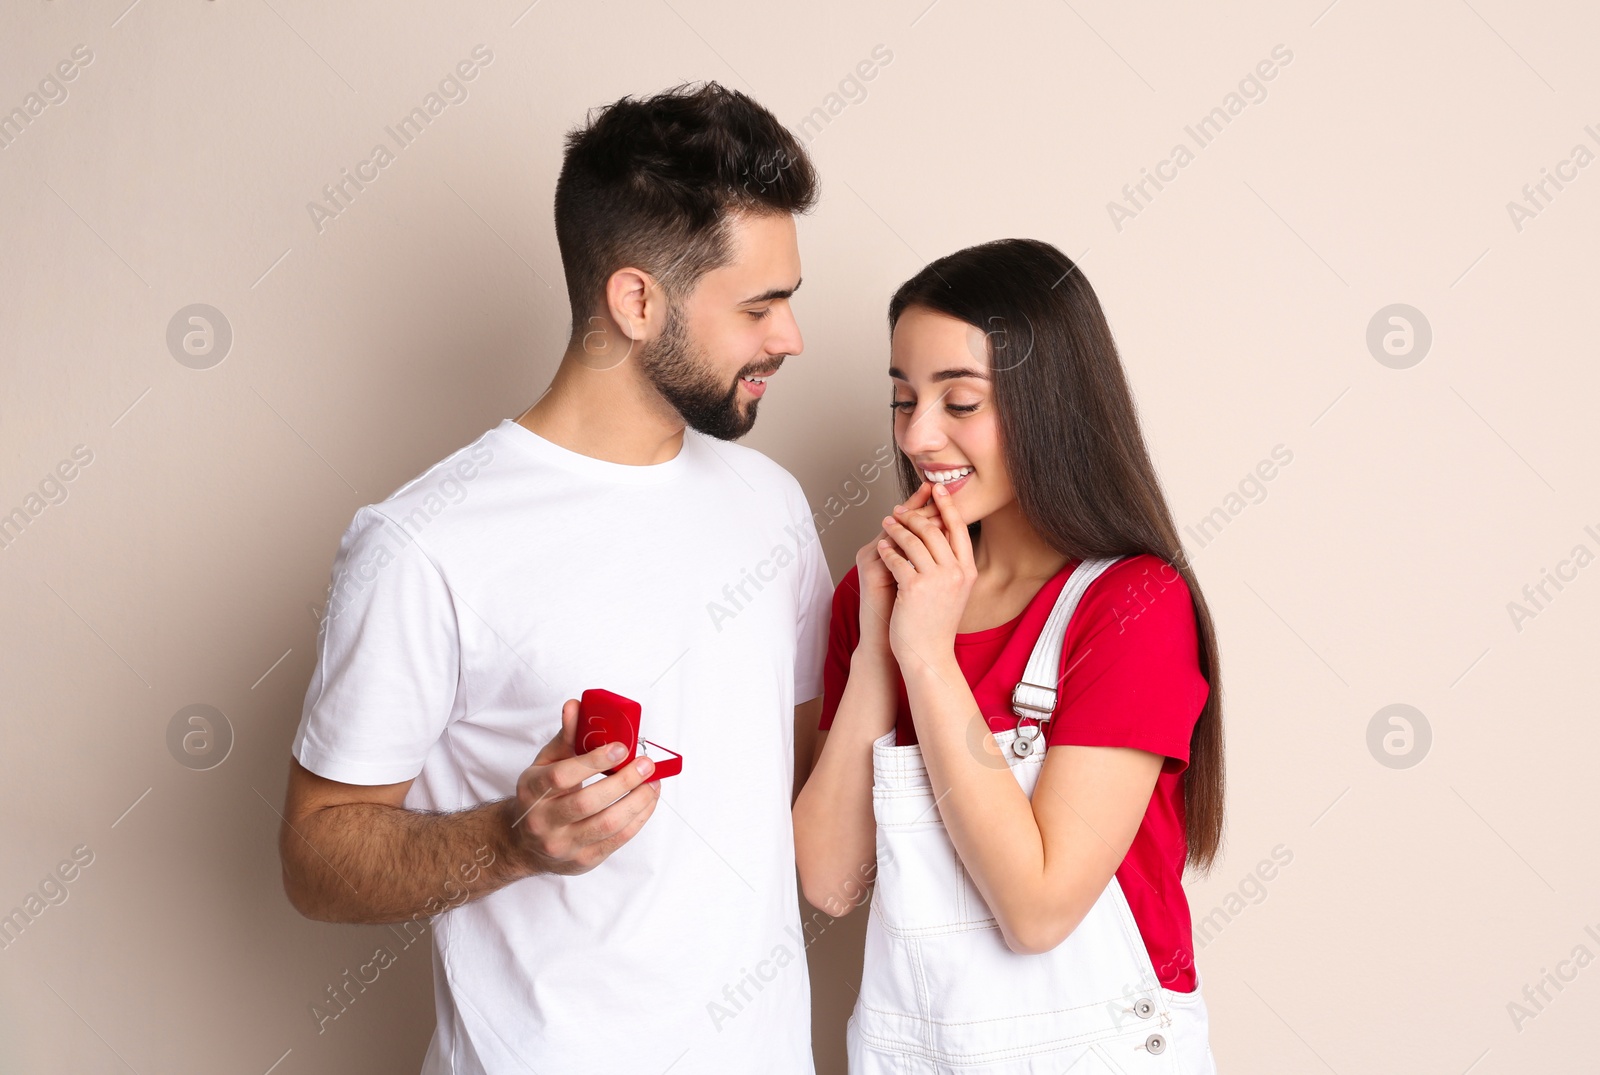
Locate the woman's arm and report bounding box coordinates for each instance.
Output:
[793,637,898,917]
[900,656,1163,954]
[793,487,943,918]
[875,482,1165,954]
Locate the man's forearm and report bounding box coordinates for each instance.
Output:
[282,796,535,925]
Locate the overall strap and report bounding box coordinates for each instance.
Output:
[1010,557,1125,724]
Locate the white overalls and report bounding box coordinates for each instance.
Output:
[846,557,1218,1074]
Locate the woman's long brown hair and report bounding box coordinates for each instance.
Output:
[888,238,1225,872]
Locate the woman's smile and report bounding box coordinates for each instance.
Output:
[920,463,974,494]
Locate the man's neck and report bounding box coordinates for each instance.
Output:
[516,346,687,467]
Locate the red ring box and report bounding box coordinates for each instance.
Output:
[576,689,682,783]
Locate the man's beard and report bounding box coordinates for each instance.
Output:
[638,300,765,442]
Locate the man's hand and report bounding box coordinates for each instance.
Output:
[503,698,662,876]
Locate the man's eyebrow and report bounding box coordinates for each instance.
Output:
[887,365,991,382]
[739,277,802,304]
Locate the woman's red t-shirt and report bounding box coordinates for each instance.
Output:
[817,553,1209,991]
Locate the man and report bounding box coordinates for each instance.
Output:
[279,82,829,1074]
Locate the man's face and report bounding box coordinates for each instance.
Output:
[638,211,803,441]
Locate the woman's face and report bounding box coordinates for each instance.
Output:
[889,305,1014,524]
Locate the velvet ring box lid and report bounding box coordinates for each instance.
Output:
[576,689,682,783]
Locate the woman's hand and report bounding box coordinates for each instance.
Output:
[876,481,976,671]
[854,482,940,654]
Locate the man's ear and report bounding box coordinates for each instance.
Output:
[604,267,664,343]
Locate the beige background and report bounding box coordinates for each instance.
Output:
[3,0,1597,1071]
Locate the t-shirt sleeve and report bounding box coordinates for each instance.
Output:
[291,505,461,785]
[792,495,833,705]
[1046,555,1210,774]
[817,567,863,731]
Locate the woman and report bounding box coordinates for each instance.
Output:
[793,238,1224,1073]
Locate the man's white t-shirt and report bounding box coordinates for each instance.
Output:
[291,418,833,1075]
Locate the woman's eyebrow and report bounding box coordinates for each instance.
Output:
[739,277,802,304]
[887,366,991,382]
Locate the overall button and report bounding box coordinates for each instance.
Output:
[1133,998,1155,1019]
[1144,1033,1166,1055]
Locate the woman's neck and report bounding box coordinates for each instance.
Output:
[970,499,1071,586]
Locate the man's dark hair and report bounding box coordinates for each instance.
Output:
[553,81,818,329]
